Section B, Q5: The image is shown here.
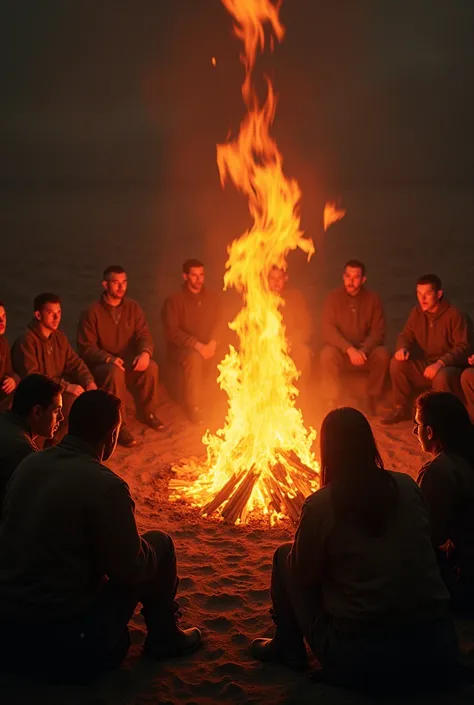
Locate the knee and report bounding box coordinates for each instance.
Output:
[142,530,175,560]
[99,362,124,381]
[389,356,405,376]
[182,350,203,374]
[145,358,159,379]
[370,346,391,365]
[320,345,341,368]
[461,368,474,392]
[273,542,293,567]
[433,367,459,391]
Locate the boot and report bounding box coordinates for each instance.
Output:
[142,606,202,660]
[251,629,309,672]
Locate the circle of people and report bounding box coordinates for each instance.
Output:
[0,259,472,693]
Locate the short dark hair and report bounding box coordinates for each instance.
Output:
[183,259,204,275]
[34,293,61,313]
[415,391,473,462]
[12,374,62,417]
[103,265,126,281]
[344,260,366,276]
[68,390,122,445]
[417,274,442,292]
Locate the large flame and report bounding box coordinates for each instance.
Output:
[172,0,344,523]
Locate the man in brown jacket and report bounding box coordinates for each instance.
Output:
[268,266,313,388]
[77,265,162,447]
[0,390,201,683]
[12,293,96,443]
[162,259,222,424]
[320,260,390,414]
[382,274,469,425]
[0,301,19,412]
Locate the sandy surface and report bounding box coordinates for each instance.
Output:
[1,386,473,705]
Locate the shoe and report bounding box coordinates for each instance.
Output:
[380,406,410,425]
[251,636,309,672]
[143,412,165,431]
[143,626,202,660]
[118,426,137,447]
[187,406,203,425]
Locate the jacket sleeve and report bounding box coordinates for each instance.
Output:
[63,339,95,387]
[161,296,198,350]
[417,461,457,548]
[396,309,417,351]
[133,303,154,357]
[77,310,110,366]
[321,294,350,352]
[11,335,41,378]
[440,311,469,367]
[287,494,326,587]
[91,479,157,584]
[360,294,386,355]
[210,294,224,343]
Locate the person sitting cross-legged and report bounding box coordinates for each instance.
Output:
[0,390,201,684]
[251,407,460,694]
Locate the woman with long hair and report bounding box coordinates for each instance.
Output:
[414,391,474,611]
[252,407,459,692]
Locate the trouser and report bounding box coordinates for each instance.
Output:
[460,368,474,422]
[0,530,178,683]
[0,390,13,413]
[271,543,459,691]
[93,359,159,420]
[177,349,219,410]
[390,357,462,408]
[320,345,390,402]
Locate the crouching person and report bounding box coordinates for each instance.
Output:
[251,408,459,693]
[0,390,201,683]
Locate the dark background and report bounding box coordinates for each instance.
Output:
[1,0,473,355]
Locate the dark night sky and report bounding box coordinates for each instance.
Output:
[0,0,473,190]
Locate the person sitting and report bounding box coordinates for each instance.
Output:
[0,374,63,510]
[11,293,96,444]
[414,391,474,613]
[0,301,19,412]
[460,354,474,422]
[0,390,201,683]
[77,265,163,448]
[382,274,469,425]
[320,260,390,415]
[268,265,313,387]
[161,258,222,424]
[251,407,459,693]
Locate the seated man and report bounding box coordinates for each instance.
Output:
[0,390,201,683]
[382,274,468,425]
[162,258,222,424]
[12,293,96,443]
[77,265,163,448]
[460,354,474,422]
[320,259,390,415]
[0,374,63,510]
[268,266,313,387]
[0,301,19,412]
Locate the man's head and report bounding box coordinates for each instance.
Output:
[34,293,61,332]
[414,391,471,456]
[268,266,288,295]
[416,274,443,313]
[342,260,366,297]
[0,301,6,336]
[102,265,128,302]
[183,258,205,294]
[68,389,122,461]
[11,374,63,439]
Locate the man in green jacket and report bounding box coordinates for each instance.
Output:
[382,274,469,425]
[0,390,201,683]
[77,265,163,447]
[12,293,96,443]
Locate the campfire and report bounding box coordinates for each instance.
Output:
[171,0,344,524]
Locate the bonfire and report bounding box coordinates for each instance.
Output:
[171,0,345,524]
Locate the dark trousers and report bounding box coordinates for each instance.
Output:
[0,530,178,683]
[320,345,390,402]
[271,543,459,691]
[0,390,13,413]
[390,357,462,408]
[177,349,219,410]
[461,368,474,422]
[93,360,159,420]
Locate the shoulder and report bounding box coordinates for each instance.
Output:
[364,288,383,306]
[303,484,332,514]
[418,454,458,484]
[163,289,185,307]
[81,300,101,318]
[323,288,342,305]
[55,329,72,347]
[124,297,144,311]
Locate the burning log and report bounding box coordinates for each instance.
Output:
[221,469,258,524]
[201,471,243,516]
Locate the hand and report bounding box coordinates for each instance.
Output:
[346,346,367,366]
[424,361,444,380]
[1,376,17,395]
[112,357,125,372]
[86,381,98,391]
[67,383,85,397]
[208,339,217,356]
[196,342,215,360]
[468,354,474,366]
[133,351,151,372]
[395,347,410,361]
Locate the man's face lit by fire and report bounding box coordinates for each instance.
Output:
[35,302,61,332]
[268,267,287,295]
[103,272,128,301]
[413,408,434,454]
[0,306,6,336]
[31,393,64,439]
[416,284,442,314]
[343,266,366,297]
[184,266,205,294]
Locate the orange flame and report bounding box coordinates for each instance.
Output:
[324,201,346,231]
